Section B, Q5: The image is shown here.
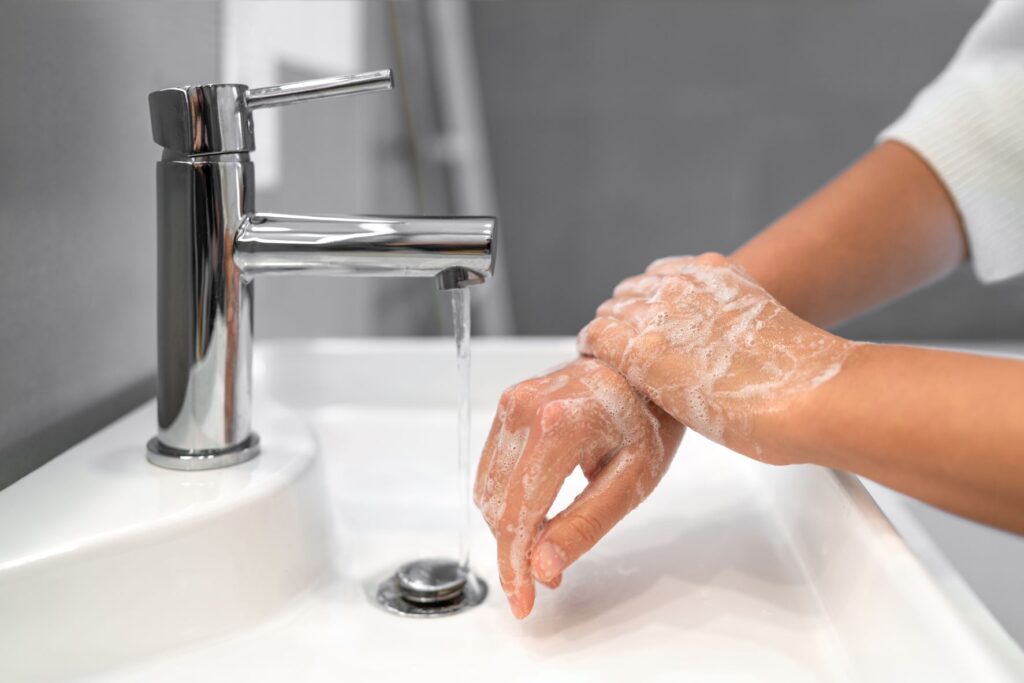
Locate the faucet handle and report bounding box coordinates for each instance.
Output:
[245,70,392,110]
[149,69,393,157]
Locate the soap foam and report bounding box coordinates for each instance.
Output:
[583,259,856,452]
[475,358,680,601]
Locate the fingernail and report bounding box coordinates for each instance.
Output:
[542,573,562,590]
[576,326,591,352]
[532,542,567,583]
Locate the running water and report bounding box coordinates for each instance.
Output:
[451,287,472,571]
[375,286,488,616]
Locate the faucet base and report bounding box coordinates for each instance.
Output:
[146,434,261,471]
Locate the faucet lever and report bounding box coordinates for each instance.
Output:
[246,70,393,110]
[149,69,393,157]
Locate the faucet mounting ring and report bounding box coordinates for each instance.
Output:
[376,558,488,618]
[146,434,261,471]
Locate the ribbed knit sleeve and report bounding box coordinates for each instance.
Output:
[878,1,1024,283]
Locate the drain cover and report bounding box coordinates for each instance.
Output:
[376,558,487,617]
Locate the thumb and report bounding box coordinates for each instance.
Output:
[530,444,651,584]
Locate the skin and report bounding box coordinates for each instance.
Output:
[581,254,1024,533]
[579,253,856,465]
[478,140,1024,619]
[732,141,967,327]
[474,358,683,619]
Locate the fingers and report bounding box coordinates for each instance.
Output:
[612,255,728,307]
[474,385,531,519]
[530,406,685,586]
[647,252,763,293]
[474,397,507,508]
[596,295,657,321]
[694,252,730,267]
[646,252,728,276]
[645,255,698,275]
[579,316,671,391]
[476,358,684,619]
[609,272,705,314]
[530,439,663,584]
[493,399,615,619]
[612,273,663,300]
[539,573,562,589]
[577,316,637,366]
[596,298,673,332]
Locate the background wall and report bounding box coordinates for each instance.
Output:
[471,0,1024,339]
[0,2,221,489]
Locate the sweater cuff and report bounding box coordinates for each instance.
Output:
[878,63,1024,284]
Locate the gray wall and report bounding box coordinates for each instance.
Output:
[253,10,451,341]
[0,2,221,489]
[471,0,1024,339]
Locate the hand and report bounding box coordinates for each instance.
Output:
[578,253,855,463]
[474,358,684,619]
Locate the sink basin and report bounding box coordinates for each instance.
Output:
[0,338,1021,681]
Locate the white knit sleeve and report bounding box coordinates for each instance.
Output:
[878,1,1024,283]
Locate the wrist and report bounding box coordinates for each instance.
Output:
[756,337,868,467]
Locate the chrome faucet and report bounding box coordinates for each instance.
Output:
[145,70,497,470]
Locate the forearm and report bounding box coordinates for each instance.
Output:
[731,141,967,329]
[774,344,1024,533]
[582,257,1024,532]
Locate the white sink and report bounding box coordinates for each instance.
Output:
[0,338,1021,681]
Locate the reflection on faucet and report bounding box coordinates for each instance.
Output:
[146,70,497,470]
[235,212,494,284]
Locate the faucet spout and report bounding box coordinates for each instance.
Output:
[147,69,500,470]
[234,213,496,289]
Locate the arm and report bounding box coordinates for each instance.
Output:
[731,141,966,328]
[787,343,1024,533]
[579,254,1024,534]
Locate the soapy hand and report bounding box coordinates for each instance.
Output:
[474,358,684,619]
[579,253,855,463]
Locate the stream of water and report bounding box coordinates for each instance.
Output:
[451,287,472,571]
[374,286,480,616]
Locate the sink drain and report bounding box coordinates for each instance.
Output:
[376,558,487,617]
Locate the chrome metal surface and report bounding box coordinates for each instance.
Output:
[246,70,393,109]
[436,266,487,290]
[145,435,261,471]
[148,69,496,469]
[149,84,254,157]
[155,153,255,453]
[235,213,494,281]
[396,558,468,604]
[376,560,487,618]
[148,71,392,156]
